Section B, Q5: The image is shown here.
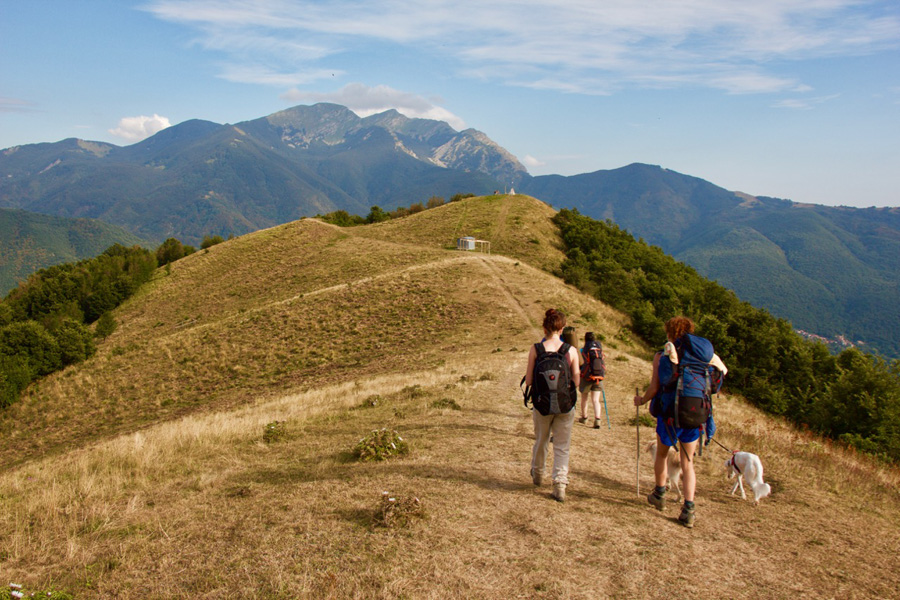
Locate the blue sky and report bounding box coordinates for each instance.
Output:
[2,0,899,207]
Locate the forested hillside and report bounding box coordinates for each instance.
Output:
[523,164,900,358]
[553,208,900,461]
[0,208,145,294]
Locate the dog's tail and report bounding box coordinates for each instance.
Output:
[752,481,771,500]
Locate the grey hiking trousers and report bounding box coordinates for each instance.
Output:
[531,409,576,485]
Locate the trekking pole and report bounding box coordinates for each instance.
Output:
[601,386,611,429]
[635,386,640,497]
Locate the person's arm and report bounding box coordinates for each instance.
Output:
[634,352,662,406]
[710,353,728,376]
[525,344,537,386]
[568,346,581,388]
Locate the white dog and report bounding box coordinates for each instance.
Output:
[646,441,683,500]
[725,451,771,504]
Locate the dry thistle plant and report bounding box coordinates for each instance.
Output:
[375,491,424,528]
[3,582,73,600]
[262,420,287,443]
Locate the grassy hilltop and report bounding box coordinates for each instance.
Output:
[1,195,898,598]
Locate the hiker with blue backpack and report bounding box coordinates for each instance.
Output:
[633,316,726,528]
[521,309,581,502]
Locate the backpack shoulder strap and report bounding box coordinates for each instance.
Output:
[534,342,546,358]
[559,342,571,356]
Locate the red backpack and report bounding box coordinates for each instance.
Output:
[582,341,606,382]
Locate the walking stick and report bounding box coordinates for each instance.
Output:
[601,387,611,429]
[635,386,640,497]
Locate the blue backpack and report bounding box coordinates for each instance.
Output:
[652,334,723,433]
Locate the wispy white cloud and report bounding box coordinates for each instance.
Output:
[218,64,340,86]
[0,97,39,113]
[772,94,841,109]
[522,155,546,168]
[109,114,171,142]
[143,0,900,95]
[281,83,467,129]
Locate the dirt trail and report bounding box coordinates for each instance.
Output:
[472,350,900,599]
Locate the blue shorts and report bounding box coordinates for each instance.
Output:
[656,418,701,446]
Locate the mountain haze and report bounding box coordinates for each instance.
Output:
[2,195,898,598]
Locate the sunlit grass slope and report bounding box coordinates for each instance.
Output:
[0,194,586,466]
[1,194,898,599]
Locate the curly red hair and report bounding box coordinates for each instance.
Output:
[665,316,695,341]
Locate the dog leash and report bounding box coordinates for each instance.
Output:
[708,436,733,453]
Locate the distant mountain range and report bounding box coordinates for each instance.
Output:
[0,104,519,246]
[521,164,900,356]
[1,103,897,356]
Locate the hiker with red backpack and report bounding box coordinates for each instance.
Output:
[633,316,726,528]
[522,309,581,502]
[578,331,607,429]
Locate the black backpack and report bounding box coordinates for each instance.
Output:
[521,342,577,416]
[582,340,606,382]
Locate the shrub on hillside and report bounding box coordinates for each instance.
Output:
[353,428,409,462]
[430,397,461,410]
[450,193,475,202]
[318,210,366,227]
[201,234,225,249]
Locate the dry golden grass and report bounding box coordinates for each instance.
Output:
[1,194,898,598]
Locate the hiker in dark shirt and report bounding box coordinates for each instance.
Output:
[525,309,580,502]
[633,316,705,528]
[577,331,605,429]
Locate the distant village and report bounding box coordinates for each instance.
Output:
[795,330,863,351]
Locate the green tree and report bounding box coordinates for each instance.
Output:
[0,354,32,408]
[201,235,225,249]
[0,320,61,376]
[366,206,391,223]
[95,311,117,338]
[156,238,187,266]
[52,319,96,366]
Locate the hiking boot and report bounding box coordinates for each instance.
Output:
[678,505,696,528]
[577,417,587,424]
[647,491,666,511]
[593,418,601,429]
[552,483,566,502]
[531,468,543,486]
